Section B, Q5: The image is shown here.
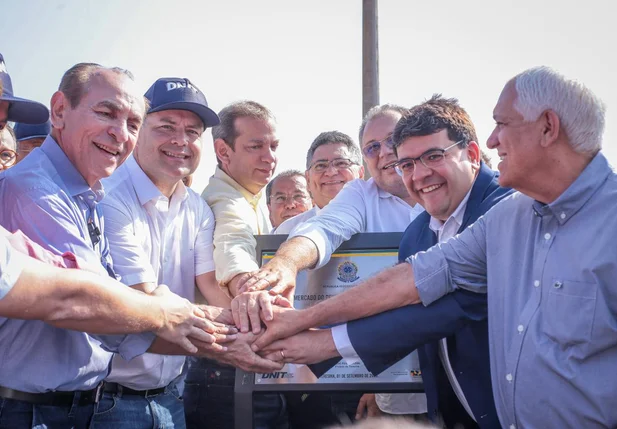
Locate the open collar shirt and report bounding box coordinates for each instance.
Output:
[0,136,154,393]
[201,167,271,285]
[411,152,617,428]
[101,155,215,389]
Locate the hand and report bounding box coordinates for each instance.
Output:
[236,257,298,297]
[231,291,292,334]
[200,331,284,373]
[250,306,307,352]
[198,305,235,326]
[152,285,236,353]
[258,329,340,365]
[355,394,383,420]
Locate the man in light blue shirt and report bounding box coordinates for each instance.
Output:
[248,67,617,429]
[0,63,226,429]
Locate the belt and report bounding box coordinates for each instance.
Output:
[103,382,167,397]
[0,384,103,407]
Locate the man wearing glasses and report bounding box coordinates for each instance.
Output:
[0,126,17,171]
[236,105,428,421]
[267,170,312,230]
[274,131,364,235]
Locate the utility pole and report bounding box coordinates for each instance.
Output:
[362,0,379,178]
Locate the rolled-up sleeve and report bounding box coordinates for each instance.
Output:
[0,236,27,300]
[410,216,488,306]
[290,181,366,269]
[93,331,156,361]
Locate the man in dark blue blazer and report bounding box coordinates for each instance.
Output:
[345,97,512,428]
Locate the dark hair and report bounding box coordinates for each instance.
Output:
[392,94,478,155]
[305,131,361,169]
[58,63,136,108]
[358,104,408,144]
[265,169,304,202]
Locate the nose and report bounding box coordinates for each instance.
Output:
[379,141,395,159]
[262,146,276,164]
[171,130,189,147]
[411,160,432,183]
[487,127,499,149]
[109,122,130,144]
[324,163,338,176]
[283,198,298,209]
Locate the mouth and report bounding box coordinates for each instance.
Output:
[418,183,444,194]
[94,142,120,156]
[321,180,345,186]
[162,150,189,159]
[381,161,397,170]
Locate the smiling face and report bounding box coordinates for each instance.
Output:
[267,174,312,227]
[134,109,204,195]
[487,81,544,190]
[51,70,145,187]
[397,129,480,221]
[361,111,408,198]
[306,142,363,208]
[216,116,278,195]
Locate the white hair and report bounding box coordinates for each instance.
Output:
[513,66,606,155]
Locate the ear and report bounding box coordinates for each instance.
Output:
[214,138,232,169]
[465,141,481,166]
[357,164,365,179]
[49,91,67,130]
[539,110,560,148]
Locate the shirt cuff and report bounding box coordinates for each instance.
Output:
[331,324,361,365]
[408,248,452,306]
[0,243,27,300]
[120,271,158,288]
[95,332,156,361]
[289,227,330,269]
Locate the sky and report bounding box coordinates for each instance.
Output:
[1,0,615,192]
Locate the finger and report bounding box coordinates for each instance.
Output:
[250,329,277,352]
[355,396,368,420]
[268,283,293,297]
[248,296,262,334]
[273,295,293,308]
[213,332,237,344]
[188,326,217,344]
[239,271,267,292]
[192,305,206,319]
[259,293,274,322]
[213,324,238,335]
[261,351,285,362]
[248,355,285,373]
[231,298,240,329]
[177,338,198,354]
[237,270,259,294]
[238,298,250,333]
[189,314,211,332]
[246,272,279,292]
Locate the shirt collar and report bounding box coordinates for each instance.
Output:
[126,154,188,206]
[532,152,612,225]
[429,187,472,234]
[40,136,93,197]
[214,166,262,208]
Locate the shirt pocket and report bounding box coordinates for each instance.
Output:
[542,278,597,346]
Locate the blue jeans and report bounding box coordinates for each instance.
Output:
[91,386,185,429]
[183,357,288,429]
[0,396,96,429]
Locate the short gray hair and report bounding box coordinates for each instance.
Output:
[305,131,362,169]
[513,66,606,155]
[265,169,304,202]
[358,104,408,144]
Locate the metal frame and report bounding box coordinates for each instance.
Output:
[234,233,424,429]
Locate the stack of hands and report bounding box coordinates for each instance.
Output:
[152,259,334,373]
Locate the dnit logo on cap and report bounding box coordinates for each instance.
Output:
[166,81,198,93]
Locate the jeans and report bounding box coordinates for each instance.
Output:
[183,357,288,429]
[0,395,96,429]
[91,385,185,429]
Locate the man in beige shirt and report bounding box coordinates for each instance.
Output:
[184,101,289,429]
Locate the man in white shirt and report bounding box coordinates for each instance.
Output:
[274,131,364,235]
[96,78,281,429]
[237,105,427,420]
[267,170,312,230]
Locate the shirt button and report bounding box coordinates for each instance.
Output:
[506,373,513,382]
[517,325,524,333]
[88,195,94,200]
[560,212,566,219]
[544,233,551,240]
[553,281,563,289]
[510,425,516,429]
[534,280,540,287]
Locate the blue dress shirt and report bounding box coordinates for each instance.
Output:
[0,136,154,393]
[411,152,617,428]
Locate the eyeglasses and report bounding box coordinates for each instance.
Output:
[394,140,465,177]
[270,193,310,206]
[361,134,395,159]
[309,157,358,173]
[0,149,17,168]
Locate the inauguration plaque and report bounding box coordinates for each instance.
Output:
[234,233,424,429]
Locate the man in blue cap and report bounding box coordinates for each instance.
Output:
[0,54,49,129]
[95,77,281,428]
[13,120,51,161]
